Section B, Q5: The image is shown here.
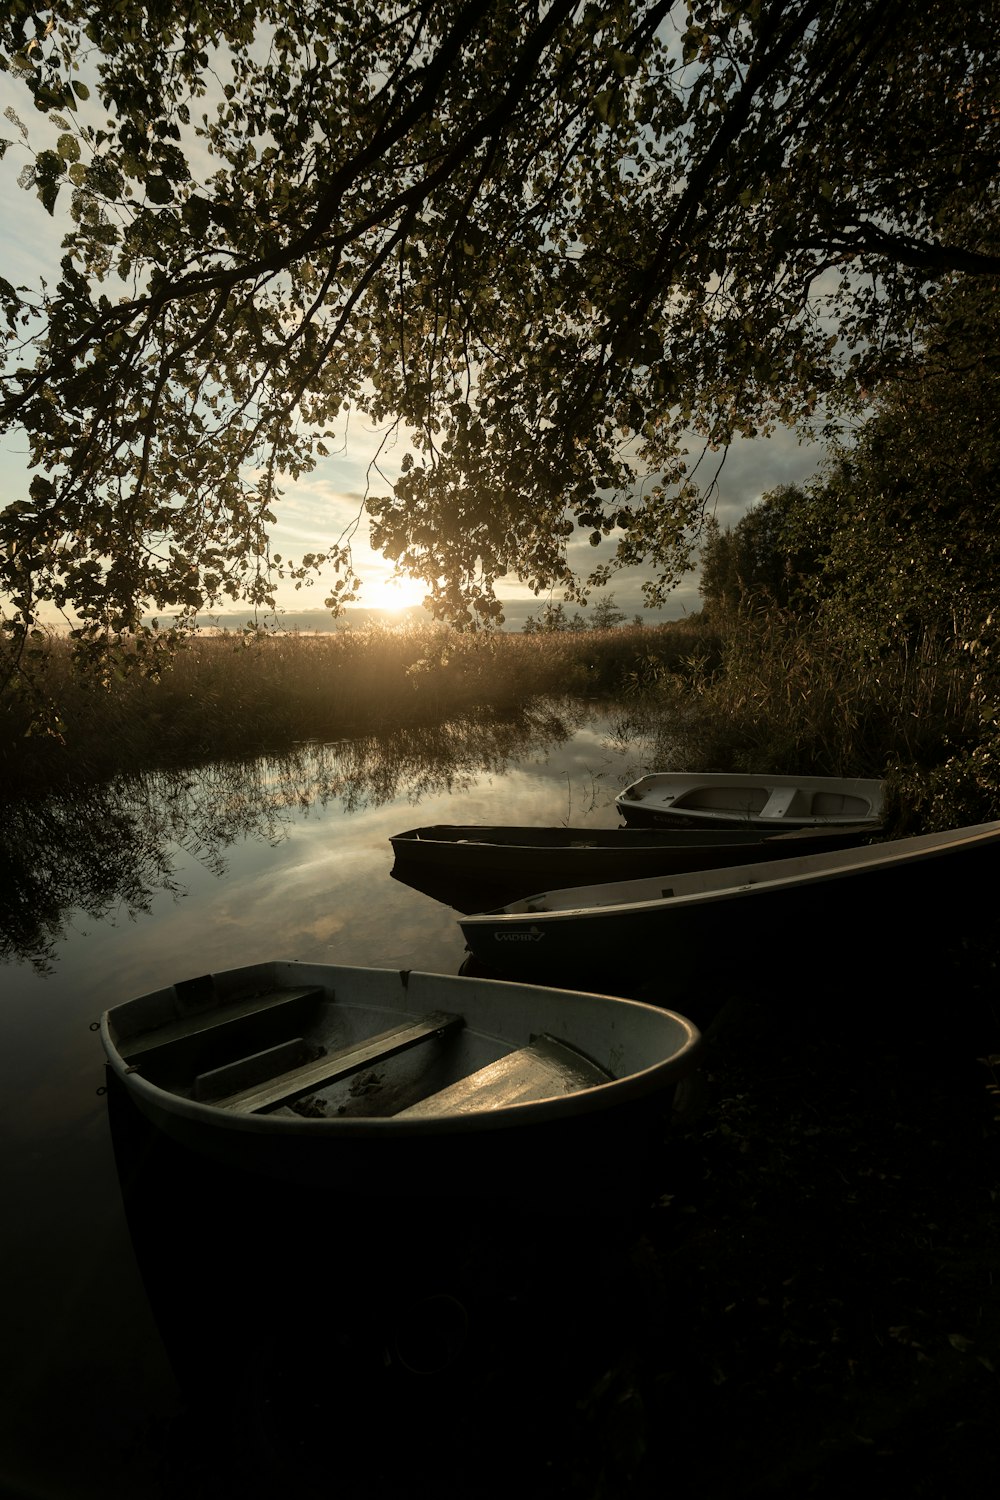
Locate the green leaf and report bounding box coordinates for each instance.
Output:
[3,105,29,140]
[611,50,637,79]
[34,149,65,214]
[593,90,618,127]
[145,175,174,205]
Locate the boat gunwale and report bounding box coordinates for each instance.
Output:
[461,820,1000,927]
[618,772,885,795]
[389,823,825,852]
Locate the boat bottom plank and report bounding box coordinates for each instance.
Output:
[396,1035,611,1118]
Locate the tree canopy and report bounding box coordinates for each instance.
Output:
[697,485,818,615]
[1,0,997,640]
[792,275,1000,648]
[699,272,1000,647]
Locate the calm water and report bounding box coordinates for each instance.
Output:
[0,701,653,1498]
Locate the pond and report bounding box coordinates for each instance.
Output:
[0,698,657,1499]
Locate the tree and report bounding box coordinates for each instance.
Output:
[700,272,1000,647]
[1,1,997,650]
[522,601,587,631]
[791,275,1000,647]
[698,485,820,614]
[590,593,627,629]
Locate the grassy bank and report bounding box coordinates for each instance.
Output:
[634,607,1000,831]
[0,619,710,796]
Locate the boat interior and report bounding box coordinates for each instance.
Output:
[108,977,613,1121]
[671,785,875,818]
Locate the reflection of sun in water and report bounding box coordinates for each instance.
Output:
[370,572,427,613]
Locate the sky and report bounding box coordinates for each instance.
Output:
[253,421,825,621]
[0,66,825,626]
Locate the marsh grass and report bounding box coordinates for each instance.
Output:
[647,606,996,828]
[0,619,707,795]
[6,608,994,826]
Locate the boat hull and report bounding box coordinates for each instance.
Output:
[100,961,699,1211]
[390,822,876,905]
[460,820,1000,994]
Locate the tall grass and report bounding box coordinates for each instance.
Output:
[7,603,999,829]
[643,605,996,829]
[0,619,709,796]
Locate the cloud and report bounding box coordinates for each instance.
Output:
[263,425,826,617]
[704,429,823,526]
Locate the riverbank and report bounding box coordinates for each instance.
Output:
[631,981,1000,1498]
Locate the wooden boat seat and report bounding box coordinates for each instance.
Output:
[201,1011,464,1113]
[120,985,327,1059]
[760,787,800,819]
[395,1034,611,1118]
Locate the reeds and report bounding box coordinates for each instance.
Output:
[6,600,998,830]
[0,619,708,795]
[645,604,997,829]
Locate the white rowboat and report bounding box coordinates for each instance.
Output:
[460,820,1000,988]
[616,772,884,830]
[100,960,700,1208]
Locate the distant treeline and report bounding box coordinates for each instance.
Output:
[135,596,685,635]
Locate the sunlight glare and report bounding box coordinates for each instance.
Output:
[371,571,427,613]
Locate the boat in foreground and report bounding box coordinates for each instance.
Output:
[389,821,876,896]
[100,960,699,1208]
[616,771,884,829]
[460,819,1000,989]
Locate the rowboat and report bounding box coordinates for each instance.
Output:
[389,821,876,905]
[99,960,699,1209]
[460,820,1000,989]
[616,772,884,829]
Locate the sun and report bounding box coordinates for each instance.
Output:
[370,571,427,613]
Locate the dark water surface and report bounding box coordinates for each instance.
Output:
[0,701,653,1499]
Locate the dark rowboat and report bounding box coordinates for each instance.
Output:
[389,821,877,904]
[459,820,1000,991]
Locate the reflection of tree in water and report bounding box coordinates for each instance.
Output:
[321,701,587,814]
[0,782,192,975]
[0,702,584,971]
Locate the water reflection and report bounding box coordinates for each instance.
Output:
[0,787,177,974]
[0,699,659,1500]
[0,700,595,972]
